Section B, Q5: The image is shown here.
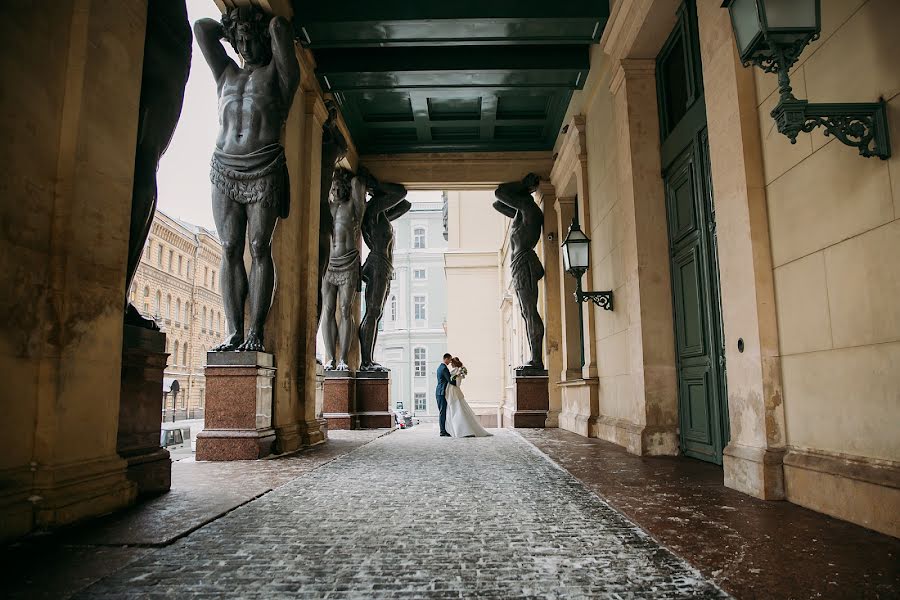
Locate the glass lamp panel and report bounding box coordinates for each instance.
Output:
[728,0,763,58]
[570,239,590,270]
[763,0,818,30]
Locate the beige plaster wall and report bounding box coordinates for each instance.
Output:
[444,192,505,421]
[758,0,899,462]
[750,0,900,533]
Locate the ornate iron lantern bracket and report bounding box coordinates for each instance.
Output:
[771,98,890,160]
[576,289,614,311]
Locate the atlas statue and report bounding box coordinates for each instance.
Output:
[125,0,191,329]
[320,167,368,371]
[195,6,300,352]
[359,173,410,371]
[494,173,546,371]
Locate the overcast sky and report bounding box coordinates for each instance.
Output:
[157,0,440,232]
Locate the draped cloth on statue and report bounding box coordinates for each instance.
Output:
[325,248,361,290]
[510,248,545,289]
[210,143,289,218]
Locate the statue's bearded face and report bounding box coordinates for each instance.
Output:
[223,8,272,68]
[330,169,352,202]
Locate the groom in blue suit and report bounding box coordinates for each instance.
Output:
[436,353,454,437]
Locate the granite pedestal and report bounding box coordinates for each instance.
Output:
[323,371,356,430]
[117,325,171,495]
[504,368,550,428]
[356,371,395,429]
[195,352,276,460]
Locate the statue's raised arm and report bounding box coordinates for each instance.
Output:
[268,16,300,107]
[194,18,234,83]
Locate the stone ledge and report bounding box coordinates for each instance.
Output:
[592,416,678,456]
[783,448,900,489]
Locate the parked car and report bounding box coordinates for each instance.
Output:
[160,427,190,450]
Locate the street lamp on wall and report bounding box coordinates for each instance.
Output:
[561,210,614,312]
[723,0,891,159]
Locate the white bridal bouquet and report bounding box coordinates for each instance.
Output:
[451,366,468,382]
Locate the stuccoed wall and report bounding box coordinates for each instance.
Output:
[444,191,504,423]
[752,0,899,535]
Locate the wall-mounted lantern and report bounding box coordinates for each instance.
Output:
[723,0,891,159]
[561,209,613,312]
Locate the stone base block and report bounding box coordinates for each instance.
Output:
[723,443,786,500]
[120,447,171,496]
[592,416,678,456]
[324,374,356,430]
[195,428,276,461]
[505,374,549,428]
[118,324,171,496]
[195,351,276,461]
[356,372,395,429]
[783,448,900,537]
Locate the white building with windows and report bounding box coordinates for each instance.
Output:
[374,197,449,417]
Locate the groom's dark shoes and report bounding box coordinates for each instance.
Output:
[440,432,451,437]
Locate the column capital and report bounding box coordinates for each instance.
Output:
[609,58,656,95]
[304,94,329,127]
[553,196,576,214]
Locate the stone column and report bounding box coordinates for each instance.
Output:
[696,4,786,499]
[296,94,329,445]
[553,196,583,382]
[0,1,149,539]
[607,59,679,455]
[536,183,561,427]
[195,352,276,460]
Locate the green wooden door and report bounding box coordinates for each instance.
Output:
[657,0,729,464]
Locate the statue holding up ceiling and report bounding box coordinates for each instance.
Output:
[320,167,369,371]
[317,101,349,342]
[194,6,300,352]
[359,173,410,372]
[494,173,545,371]
[125,0,191,329]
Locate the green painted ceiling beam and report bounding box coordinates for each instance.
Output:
[292,0,609,22]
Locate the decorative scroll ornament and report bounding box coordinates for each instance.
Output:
[575,289,614,311]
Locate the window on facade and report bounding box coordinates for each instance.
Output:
[414,347,426,377]
[396,401,404,410]
[166,295,172,319]
[171,341,178,366]
[145,243,151,260]
[186,260,191,278]
[413,227,426,249]
[155,291,161,316]
[210,312,214,331]
[168,250,174,272]
[217,313,222,334]
[175,299,181,324]
[202,306,207,330]
[157,246,163,266]
[413,268,426,280]
[184,302,190,323]
[414,393,426,411]
[204,266,209,287]
[211,271,216,290]
[178,255,183,275]
[414,296,426,320]
[390,296,397,321]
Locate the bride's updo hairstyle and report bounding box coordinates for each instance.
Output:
[450,357,463,368]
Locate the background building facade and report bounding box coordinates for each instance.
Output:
[128,210,224,420]
[373,199,448,417]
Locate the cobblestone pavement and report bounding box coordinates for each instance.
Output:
[76,428,728,599]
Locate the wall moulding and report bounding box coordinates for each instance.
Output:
[361,151,554,190]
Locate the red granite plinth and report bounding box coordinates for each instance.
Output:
[118,325,171,496]
[506,374,550,428]
[323,375,356,430]
[356,374,394,429]
[195,352,276,461]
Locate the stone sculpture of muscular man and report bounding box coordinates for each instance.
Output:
[317,100,349,331]
[494,173,546,371]
[321,167,369,371]
[125,0,191,330]
[359,174,410,372]
[195,7,300,352]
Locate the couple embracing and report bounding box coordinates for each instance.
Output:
[435,353,491,438]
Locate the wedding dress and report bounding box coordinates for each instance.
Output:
[444,367,492,438]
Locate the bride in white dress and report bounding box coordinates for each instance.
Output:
[445,357,492,438]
